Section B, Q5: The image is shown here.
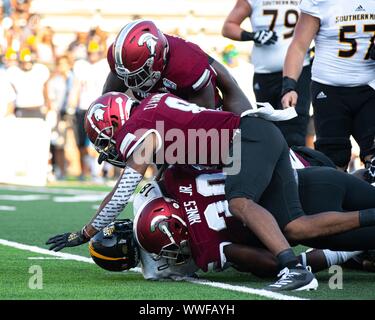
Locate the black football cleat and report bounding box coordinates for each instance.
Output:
[265,264,318,292]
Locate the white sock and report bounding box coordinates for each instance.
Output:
[322,249,363,267]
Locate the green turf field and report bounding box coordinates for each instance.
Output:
[0,183,374,300]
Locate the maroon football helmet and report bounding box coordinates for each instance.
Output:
[110,19,169,92]
[84,92,136,167]
[134,197,190,265]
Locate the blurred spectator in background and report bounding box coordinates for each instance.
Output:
[35,26,56,69]
[6,47,49,118]
[11,0,31,26]
[70,40,109,180]
[0,1,12,55]
[87,26,107,58]
[22,13,41,49]
[4,46,17,66]
[67,29,88,61]
[46,54,74,179]
[0,58,15,118]
[1,0,11,17]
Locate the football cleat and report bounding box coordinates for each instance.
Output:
[265,265,318,292]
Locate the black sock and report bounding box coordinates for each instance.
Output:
[277,248,299,269]
[359,208,375,227]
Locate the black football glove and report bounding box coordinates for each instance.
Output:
[46,229,89,252]
[253,30,278,45]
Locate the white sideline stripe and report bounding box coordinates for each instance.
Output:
[0,185,108,196]
[0,205,16,211]
[186,279,307,301]
[0,239,306,301]
[0,239,94,264]
[0,195,50,201]
[28,257,71,260]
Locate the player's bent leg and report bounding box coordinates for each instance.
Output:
[314,137,352,170]
[228,198,290,255]
[228,198,317,292]
[283,212,360,242]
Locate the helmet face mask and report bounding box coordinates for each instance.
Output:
[94,128,125,168]
[157,239,191,266]
[117,57,161,93]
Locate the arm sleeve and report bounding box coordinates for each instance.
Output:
[191,68,212,92]
[118,128,162,161]
[90,166,143,230]
[299,0,322,19]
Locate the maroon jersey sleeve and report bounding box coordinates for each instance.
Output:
[163,165,249,272]
[107,43,116,74]
[114,93,240,165]
[164,35,216,97]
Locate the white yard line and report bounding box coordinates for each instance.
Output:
[0,239,307,301]
[0,185,108,196]
[0,206,16,211]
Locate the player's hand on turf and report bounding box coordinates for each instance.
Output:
[281,90,298,109]
[253,30,278,45]
[46,230,89,252]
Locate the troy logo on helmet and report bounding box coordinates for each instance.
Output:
[138,33,158,55]
[88,103,108,122]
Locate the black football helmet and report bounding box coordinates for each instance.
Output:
[89,219,140,272]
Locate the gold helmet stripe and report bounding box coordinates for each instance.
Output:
[89,243,127,261]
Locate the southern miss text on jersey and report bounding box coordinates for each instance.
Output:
[300,0,375,86]
[248,0,310,73]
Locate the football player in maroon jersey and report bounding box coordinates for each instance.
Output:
[46,92,375,291]
[103,19,251,114]
[133,164,375,279]
[87,165,374,280]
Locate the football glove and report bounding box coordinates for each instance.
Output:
[364,157,375,184]
[46,229,89,252]
[253,30,278,45]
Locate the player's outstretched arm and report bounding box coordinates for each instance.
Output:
[46,134,158,252]
[212,59,253,113]
[281,13,319,108]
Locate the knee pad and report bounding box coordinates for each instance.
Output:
[314,137,352,168]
